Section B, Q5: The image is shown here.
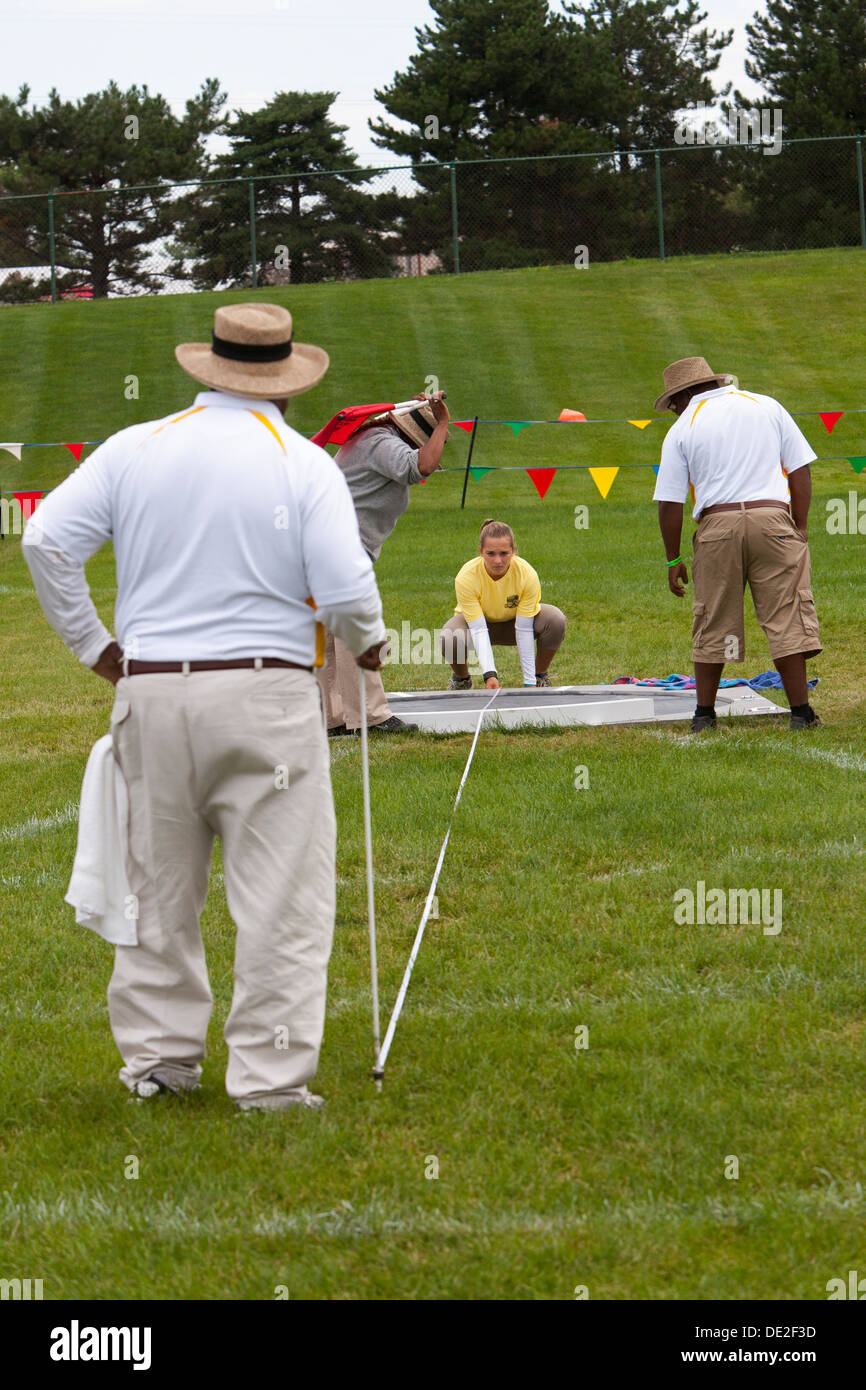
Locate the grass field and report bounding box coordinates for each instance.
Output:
[1,250,865,1300]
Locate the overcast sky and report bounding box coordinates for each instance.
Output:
[1,0,765,169]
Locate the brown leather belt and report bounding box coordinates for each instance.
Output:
[125,658,312,675]
[700,499,789,517]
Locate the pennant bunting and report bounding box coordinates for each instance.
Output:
[849,457,866,474]
[588,467,619,500]
[652,464,661,476]
[819,412,844,434]
[0,442,23,461]
[469,466,493,481]
[527,468,557,500]
[506,422,532,436]
[63,443,85,462]
[452,421,475,434]
[12,490,44,522]
[629,420,652,430]
[558,409,586,422]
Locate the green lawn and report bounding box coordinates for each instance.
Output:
[1,250,865,1300]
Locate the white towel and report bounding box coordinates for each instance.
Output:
[65,735,138,946]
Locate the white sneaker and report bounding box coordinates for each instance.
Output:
[132,1079,165,1100]
[235,1087,324,1112]
[129,1074,200,1100]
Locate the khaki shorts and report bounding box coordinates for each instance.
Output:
[690,506,822,664]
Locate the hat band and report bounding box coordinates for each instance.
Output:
[406,408,434,438]
[212,332,293,363]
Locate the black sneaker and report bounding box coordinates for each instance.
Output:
[690,711,717,733]
[447,675,473,691]
[790,706,822,730]
[535,672,552,688]
[327,724,355,738]
[370,716,419,733]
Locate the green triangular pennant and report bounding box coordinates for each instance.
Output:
[505,422,532,436]
[848,456,866,474]
[469,466,493,481]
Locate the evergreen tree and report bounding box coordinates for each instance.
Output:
[743,0,866,137]
[175,92,400,288]
[0,80,225,296]
[731,1,866,250]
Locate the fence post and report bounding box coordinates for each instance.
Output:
[654,151,665,262]
[449,161,460,275]
[248,180,258,290]
[48,193,57,303]
[857,138,866,250]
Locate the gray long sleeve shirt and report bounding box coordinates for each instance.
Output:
[334,425,423,562]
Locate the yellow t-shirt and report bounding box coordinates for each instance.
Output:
[454,555,541,623]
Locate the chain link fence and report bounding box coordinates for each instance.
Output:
[1,135,864,300]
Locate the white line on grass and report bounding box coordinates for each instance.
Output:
[0,801,79,842]
[646,728,866,773]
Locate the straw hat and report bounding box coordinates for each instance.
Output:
[654,356,733,412]
[175,303,329,400]
[362,398,446,448]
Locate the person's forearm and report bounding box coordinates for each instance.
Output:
[22,540,114,667]
[788,466,811,533]
[515,616,536,684]
[658,501,685,559]
[318,582,385,657]
[418,422,448,476]
[467,617,496,678]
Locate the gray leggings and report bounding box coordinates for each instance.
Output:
[440,604,567,664]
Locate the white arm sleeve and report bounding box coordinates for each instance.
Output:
[515,614,536,684]
[317,580,386,658]
[467,616,496,676]
[22,540,114,668]
[21,441,117,668]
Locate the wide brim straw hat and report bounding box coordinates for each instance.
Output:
[175,302,329,400]
[654,356,734,412]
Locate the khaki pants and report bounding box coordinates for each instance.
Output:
[108,668,336,1102]
[440,604,567,663]
[317,629,390,730]
[691,506,823,663]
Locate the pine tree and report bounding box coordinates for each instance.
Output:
[0,80,225,296]
[743,0,866,137]
[731,2,866,250]
[174,92,400,288]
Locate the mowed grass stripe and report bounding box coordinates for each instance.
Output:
[1,249,865,1299]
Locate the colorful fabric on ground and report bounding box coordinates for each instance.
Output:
[613,671,818,691]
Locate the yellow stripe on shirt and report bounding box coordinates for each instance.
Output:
[149,405,207,436]
[248,410,287,454]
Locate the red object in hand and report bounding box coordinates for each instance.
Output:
[310,404,396,448]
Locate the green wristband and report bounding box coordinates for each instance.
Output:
[666,555,683,567]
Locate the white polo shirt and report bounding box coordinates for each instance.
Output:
[653,385,817,520]
[22,390,383,667]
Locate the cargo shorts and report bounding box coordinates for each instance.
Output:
[690,505,822,664]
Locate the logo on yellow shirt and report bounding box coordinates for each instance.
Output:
[505,595,519,609]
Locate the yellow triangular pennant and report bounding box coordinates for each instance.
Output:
[588,466,619,500]
[628,420,652,429]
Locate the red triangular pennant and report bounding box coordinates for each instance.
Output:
[310,404,395,448]
[63,443,85,461]
[526,468,557,500]
[13,490,43,522]
[819,412,843,434]
[453,420,475,433]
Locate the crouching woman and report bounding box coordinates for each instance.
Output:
[440,518,566,689]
